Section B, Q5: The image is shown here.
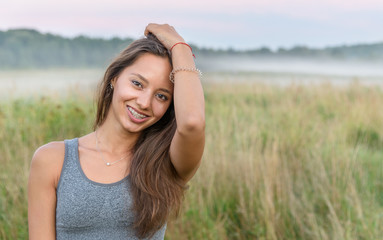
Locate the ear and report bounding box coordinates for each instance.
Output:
[110,78,117,88]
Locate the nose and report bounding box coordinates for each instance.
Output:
[136,91,151,110]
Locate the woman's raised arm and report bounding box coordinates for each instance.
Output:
[145,23,205,182]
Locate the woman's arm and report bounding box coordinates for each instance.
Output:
[28,142,63,239]
[145,24,205,182]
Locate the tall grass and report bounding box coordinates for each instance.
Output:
[0,81,382,239]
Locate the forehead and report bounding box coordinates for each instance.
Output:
[120,53,173,88]
[129,53,171,76]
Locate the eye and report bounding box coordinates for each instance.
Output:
[131,80,143,88]
[156,93,168,101]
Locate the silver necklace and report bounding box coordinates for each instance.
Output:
[95,130,130,166]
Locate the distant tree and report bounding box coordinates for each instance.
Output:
[0,29,382,69]
[0,29,133,69]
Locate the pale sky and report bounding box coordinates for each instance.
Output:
[1,0,383,50]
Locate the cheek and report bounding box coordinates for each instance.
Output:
[153,102,170,118]
[115,86,135,103]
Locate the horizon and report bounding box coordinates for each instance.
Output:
[2,27,382,52]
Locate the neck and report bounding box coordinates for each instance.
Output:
[95,118,140,156]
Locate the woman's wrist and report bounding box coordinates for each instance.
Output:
[170,42,196,59]
[169,67,202,83]
[171,46,194,60]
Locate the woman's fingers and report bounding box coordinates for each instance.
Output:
[144,23,184,49]
[144,23,156,37]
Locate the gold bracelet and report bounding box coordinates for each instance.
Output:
[169,67,202,83]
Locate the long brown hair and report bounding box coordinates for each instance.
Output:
[93,34,186,238]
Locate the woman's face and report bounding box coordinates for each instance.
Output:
[109,53,173,133]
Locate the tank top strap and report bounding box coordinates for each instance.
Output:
[65,138,79,161]
[56,138,82,192]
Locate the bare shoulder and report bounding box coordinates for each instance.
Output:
[30,141,65,189]
[32,141,65,164]
[28,141,65,238]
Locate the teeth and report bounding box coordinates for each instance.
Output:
[128,107,147,119]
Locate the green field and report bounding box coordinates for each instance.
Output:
[0,79,382,239]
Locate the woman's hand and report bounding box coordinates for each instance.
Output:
[144,23,185,50]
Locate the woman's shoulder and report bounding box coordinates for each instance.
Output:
[30,141,66,189]
[32,141,65,162]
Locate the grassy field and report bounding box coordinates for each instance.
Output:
[0,80,382,239]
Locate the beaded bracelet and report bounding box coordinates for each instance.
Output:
[169,67,202,83]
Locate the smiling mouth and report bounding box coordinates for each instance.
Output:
[127,106,149,120]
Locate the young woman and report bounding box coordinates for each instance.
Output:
[28,23,205,239]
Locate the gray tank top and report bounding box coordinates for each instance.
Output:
[56,138,166,240]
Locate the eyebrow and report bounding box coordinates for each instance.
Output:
[131,73,172,94]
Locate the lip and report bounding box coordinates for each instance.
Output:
[126,105,150,123]
[127,105,148,116]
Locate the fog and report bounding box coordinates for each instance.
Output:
[197,56,383,77]
[0,69,104,100]
[1,57,382,99]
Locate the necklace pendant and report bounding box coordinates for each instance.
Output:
[106,162,111,166]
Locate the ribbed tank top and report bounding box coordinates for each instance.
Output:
[55,138,167,240]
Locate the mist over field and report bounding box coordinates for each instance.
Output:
[198,55,383,77]
[1,57,383,99]
[2,54,383,99]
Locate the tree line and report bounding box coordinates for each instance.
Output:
[0,29,133,68]
[0,29,382,69]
